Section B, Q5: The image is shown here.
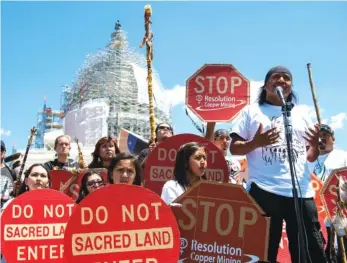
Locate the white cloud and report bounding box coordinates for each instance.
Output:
[297,107,347,131]
[328,112,347,130]
[321,119,329,124]
[0,128,11,136]
[296,105,317,120]
[165,85,185,107]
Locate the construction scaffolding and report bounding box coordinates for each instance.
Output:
[35,98,64,150]
[60,21,172,146]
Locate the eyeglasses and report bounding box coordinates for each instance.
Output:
[158,126,172,131]
[87,180,104,187]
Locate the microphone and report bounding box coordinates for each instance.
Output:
[275,86,286,106]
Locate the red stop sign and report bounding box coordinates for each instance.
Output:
[171,180,269,262]
[186,64,250,122]
[0,189,76,263]
[63,184,181,263]
[321,167,347,222]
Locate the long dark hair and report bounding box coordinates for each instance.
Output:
[76,171,104,204]
[173,142,206,190]
[107,152,142,186]
[18,164,51,196]
[89,136,120,168]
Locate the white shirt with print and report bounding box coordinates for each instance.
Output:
[231,103,315,198]
[308,149,347,182]
[161,180,185,205]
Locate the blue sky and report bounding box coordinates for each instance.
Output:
[1,1,347,152]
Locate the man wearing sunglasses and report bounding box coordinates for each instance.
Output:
[137,122,174,166]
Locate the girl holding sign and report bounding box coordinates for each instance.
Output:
[1,163,51,211]
[161,142,207,205]
[75,171,105,204]
[107,152,142,185]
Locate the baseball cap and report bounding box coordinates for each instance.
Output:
[320,124,334,136]
[1,140,6,151]
[214,129,230,138]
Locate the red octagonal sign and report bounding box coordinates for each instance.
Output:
[321,167,347,222]
[186,64,250,122]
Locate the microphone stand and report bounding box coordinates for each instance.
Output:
[281,101,307,263]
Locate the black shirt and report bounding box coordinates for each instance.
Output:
[44,158,79,171]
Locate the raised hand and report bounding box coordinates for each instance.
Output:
[253,123,281,148]
[303,123,320,148]
[149,141,157,152]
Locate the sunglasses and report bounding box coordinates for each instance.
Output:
[87,180,104,187]
[158,126,172,131]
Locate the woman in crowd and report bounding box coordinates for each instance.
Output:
[1,163,51,211]
[108,152,142,185]
[1,163,51,263]
[161,142,207,205]
[88,136,120,169]
[75,171,105,204]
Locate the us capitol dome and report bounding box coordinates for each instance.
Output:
[61,20,172,147]
[24,21,172,166]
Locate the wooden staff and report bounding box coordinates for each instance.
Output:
[74,137,87,169]
[140,4,156,141]
[306,63,322,125]
[17,127,37,179]
[14,127,37,196]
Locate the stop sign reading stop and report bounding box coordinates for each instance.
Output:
[186,64,250,122]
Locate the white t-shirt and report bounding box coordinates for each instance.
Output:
[231,103,314,198]
[308,149,347,181]
[161,180,185,205]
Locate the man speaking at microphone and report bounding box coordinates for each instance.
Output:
[229,66,326,263]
